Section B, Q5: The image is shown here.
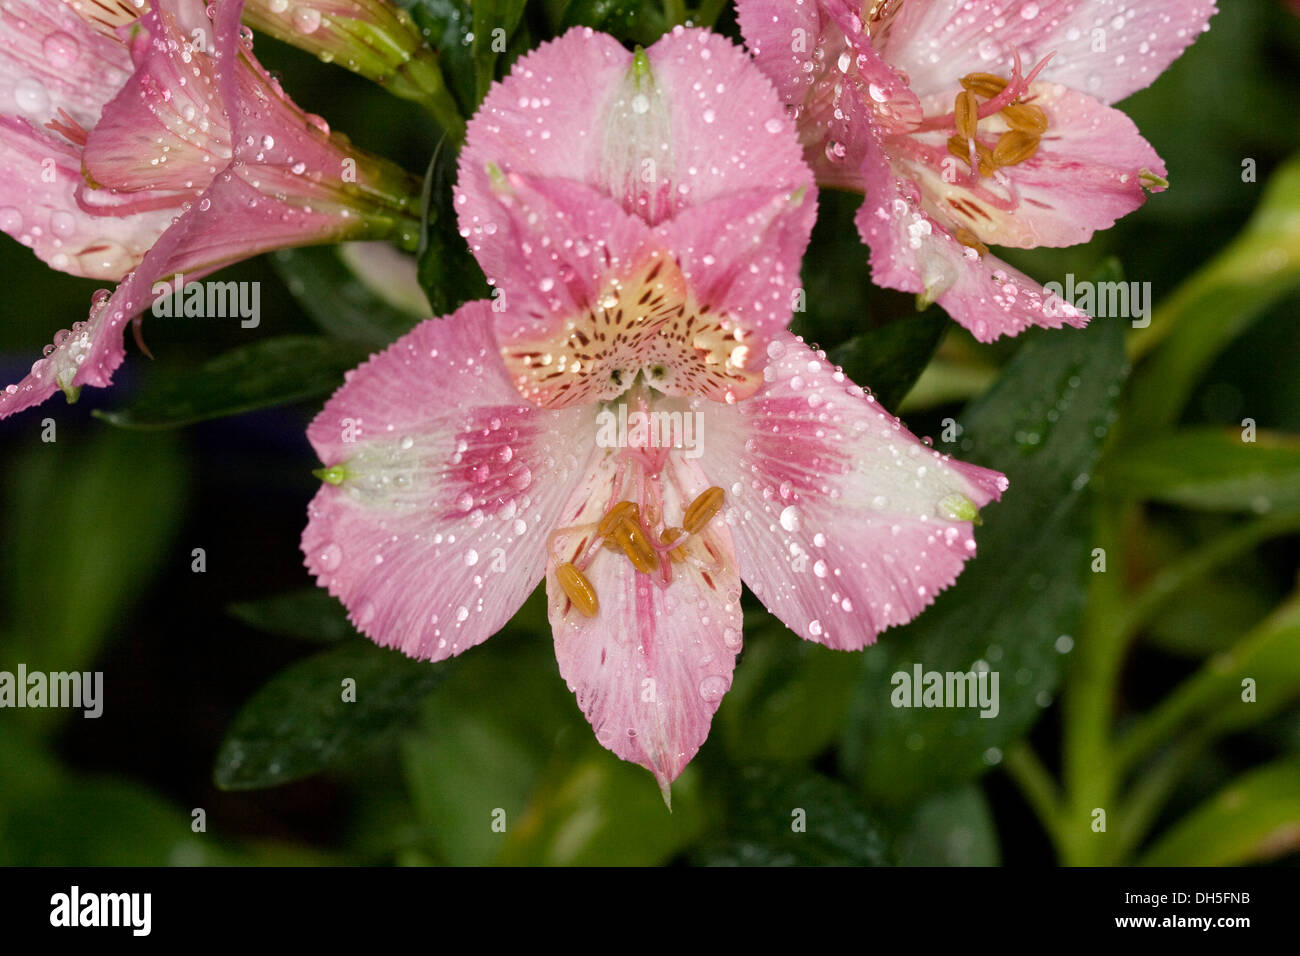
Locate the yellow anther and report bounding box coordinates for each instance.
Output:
[953,89,979,140]
[1001,103,1048,135]
[613,516,660,574]
[597,500,640,539]
[683,486,726,535]
[954,227,989,259]
[947,136,996,177]
[556,562,599,618]
[960,72,1008,99]
[660,527,689,563]
[992,129,1041,167]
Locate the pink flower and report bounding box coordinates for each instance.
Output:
[0,0,422,419]
[301,27,1007,797]
[736,0,1217,341]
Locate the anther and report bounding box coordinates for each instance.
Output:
[659,527,689,563]
[613,516,660,574]
[556,562,599,618]
[953,227,989,258]
[960,72,1008,99]
[953,90,979,140]
[1002,103,1048,135]
[598,500,640,539]
[947,136,995,177]
[992,129,1041,167]
[683,486,726,535]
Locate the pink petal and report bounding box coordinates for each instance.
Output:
[0,115,172,278]
[898,83,1167,249]
[736,0,922,189]
[0,0,134,133]
[82,1,232,197]
[302,302,599,660]
[884,0,1217,105]
[547,448,742,794]
[699,332,1007,649]
[457,25,811,226]
[854,129,1088,341]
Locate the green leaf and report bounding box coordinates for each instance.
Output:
[271,244,426,348]
[417,138,490,316]
[472,0,528,104]
[560,0,669,45]
[403,0,477,116]
[498,754,709,865]
[841,267,1128,806]
[1140,758,1300,866]
[96,336,369,429]
[214,639,446,790]
[1,428,187,691]
[829,312,948,410]
[716,618,859,763]
[226,589,355,643]
[892,784,1001,866]
[692,766,891,866]
[1125,152,1300,432]
[1097,427,1300,514]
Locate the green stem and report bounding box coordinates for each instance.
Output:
[1003,742,1066,856]
[696,0,729,26]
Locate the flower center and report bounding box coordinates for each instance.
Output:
[501,253,762,409]
[549,427,728,619]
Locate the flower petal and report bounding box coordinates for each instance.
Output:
[546,448,742,793]
[0,115,172,278]
[302,302,597,660]
[0,0,134,132]
[854,128,1088,340]
[458,25,811,225]
[698,332,1006,649]
[884,0,1217,105]
[899,83,1166,250]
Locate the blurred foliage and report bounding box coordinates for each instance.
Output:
[0,0,1298,867]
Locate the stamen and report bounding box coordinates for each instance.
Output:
[953,90,979,140]
[683,486,726,535]
[659,527,689,563]
[946,136,995,177]
[1002,103,1048,135]
[612,516,660,574]
[557,562,600,618]
[960,73,1009,99]
[953,227,989,258]
[597,500,640,539]
[992,130,1041,167]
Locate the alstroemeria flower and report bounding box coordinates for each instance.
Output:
[301,27,1007,796]
[737,0,1217,340]
[0,0,422,419]
[0,0,174,277]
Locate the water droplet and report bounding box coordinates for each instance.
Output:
[698,675,729,702]
[779,505,801,532]
[291,6,322,34]
[42,32,80,69]
[318,542,342,571]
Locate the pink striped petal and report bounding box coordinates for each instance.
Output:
[547,447,742,795]
[0,115,172,278]
[699,332,1007,648]
[883,0,1217,105]
[855,129,1088,341]
[458,26,810,226]
[0,0,134,133]
[894,84,1167,250]
[302,302,598,660]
